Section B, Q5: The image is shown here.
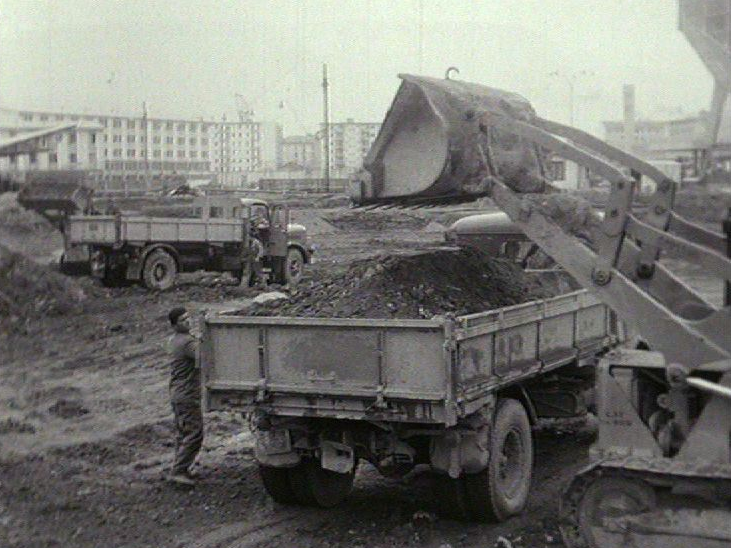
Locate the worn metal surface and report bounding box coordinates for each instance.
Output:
[67,214,245,244]
[560,464,731,548]
[202,290,614,425]
[355,74,544,204]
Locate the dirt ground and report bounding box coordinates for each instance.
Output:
[0,194,723,548]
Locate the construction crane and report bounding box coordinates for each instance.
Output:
[351,74,731,548]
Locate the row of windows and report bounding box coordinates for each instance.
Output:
[106,149,211,159]
[17,112,266,133]
[103,135,210,146]
[43,152,96,164]
[104,160,211,171]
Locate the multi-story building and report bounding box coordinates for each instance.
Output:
[0,107,281,190]
[321,119,380,177]
[279,134,321,173]
[603,115,713,179]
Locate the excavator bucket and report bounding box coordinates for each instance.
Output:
[17,179,94,228]
[352,74,548,206]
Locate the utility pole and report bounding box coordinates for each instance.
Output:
[549,70,593,127]
[142,101,150,191]
[418,0,424,73]
[322,63,331,193]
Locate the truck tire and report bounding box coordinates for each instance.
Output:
[432,473,472,521]
[463,399,533,521]
[142,249,177,290]
[259,465,298,504]
[288,458,354,508]
[284,248,305,286]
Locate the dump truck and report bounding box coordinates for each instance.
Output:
[350,74,731,547]
[19,183,313,288]
[201,288,619,518]
[66,195,312,289]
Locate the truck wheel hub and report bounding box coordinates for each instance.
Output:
[498,428,523,496]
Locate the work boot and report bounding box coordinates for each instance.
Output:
[167,472,195,487]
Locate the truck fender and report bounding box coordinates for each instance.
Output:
[253,428,301,468]
[429,424,490,478]
[287,243,311,263]
[500,386,539,426]
[127,243,180,280]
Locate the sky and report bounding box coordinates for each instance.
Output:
[0,0,714,137]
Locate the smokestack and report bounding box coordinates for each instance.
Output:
[623,84,636,153]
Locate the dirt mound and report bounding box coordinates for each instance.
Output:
[140,204,196,217]
[324,209,431,231]
[247,249,560,319]
[48,399,90,419]
[0,192,64,259]
[0,192,56,234]
[0,244,87,330]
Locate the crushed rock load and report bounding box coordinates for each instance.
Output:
[246,249,562,319]
[324,209,431,231]
[0,244,87,326]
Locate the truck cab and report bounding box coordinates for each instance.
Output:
[445,211,555,267]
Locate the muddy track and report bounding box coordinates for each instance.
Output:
[1,201,721,548]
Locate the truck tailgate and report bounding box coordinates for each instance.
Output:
[202,290,616,425]
[201,316,451,422]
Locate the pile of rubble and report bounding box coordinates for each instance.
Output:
[0,244,87,331]
[247,249,563,319]
[323,209,431,231]
[0,192,54,234]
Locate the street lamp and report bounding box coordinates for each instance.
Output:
[549,70,594,127]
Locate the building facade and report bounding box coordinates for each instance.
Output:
[603,114,716,180]
[279,134,321,174]
[322,119,380,177]
[0,107,281,190]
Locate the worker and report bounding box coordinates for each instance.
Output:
[166,307,203,486]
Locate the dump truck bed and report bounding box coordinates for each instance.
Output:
[202,290,614,427]
[67,214,244,244]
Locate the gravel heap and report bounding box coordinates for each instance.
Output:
[0,244,87,329]
[246,248,564,319]
[0,192,54,233]
[323,209,431,231]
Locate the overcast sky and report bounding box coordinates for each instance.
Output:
[0,0,713,136]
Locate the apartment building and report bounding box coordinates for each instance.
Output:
[0,107,280,189]
[280,134,321,173]
[603,114,716,180]
[322,119,380,177]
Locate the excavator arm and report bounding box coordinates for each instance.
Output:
[355,74,731,547]
[479,113,731,368]
[353,74,731,369]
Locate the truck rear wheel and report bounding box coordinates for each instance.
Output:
[464,398,533,521]
[259,465,298,504]
[288,459,354,508]
[142,249,177,290]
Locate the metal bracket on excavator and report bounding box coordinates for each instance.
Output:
[353,73,731,547]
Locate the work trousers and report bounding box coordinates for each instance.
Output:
[171,400,203,474]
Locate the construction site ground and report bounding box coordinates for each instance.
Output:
[0,191,726,548]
